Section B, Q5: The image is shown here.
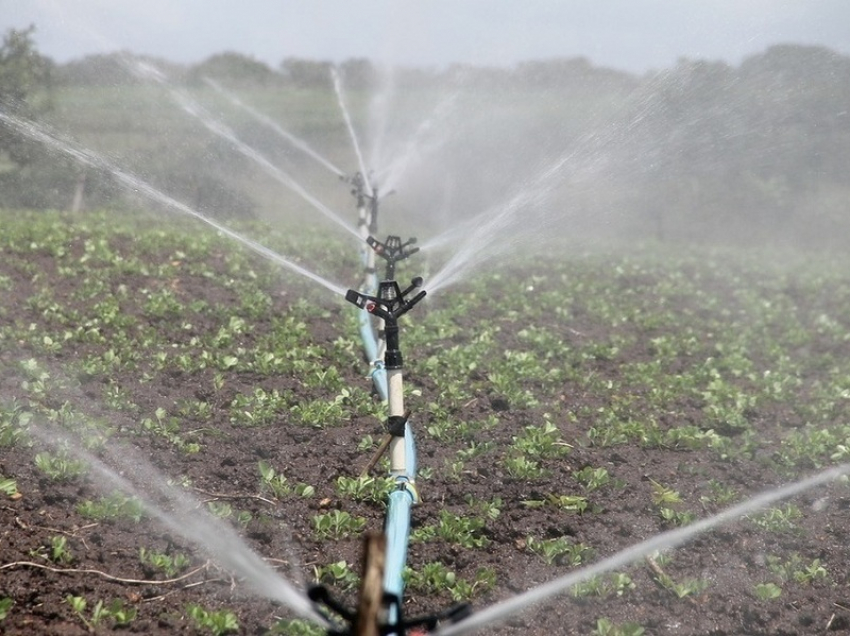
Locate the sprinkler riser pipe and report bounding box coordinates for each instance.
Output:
[387,369,406,474]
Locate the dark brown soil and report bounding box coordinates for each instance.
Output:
[1,221,849,636]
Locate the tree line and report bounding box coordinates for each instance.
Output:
[2,26,849,249]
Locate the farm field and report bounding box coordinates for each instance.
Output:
[2,209,850,635]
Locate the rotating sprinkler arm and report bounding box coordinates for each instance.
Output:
[345,278,426,331]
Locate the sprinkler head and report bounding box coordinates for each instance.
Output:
[368,235,420,281]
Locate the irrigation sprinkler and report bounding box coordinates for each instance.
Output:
[318,276,460,636]
[367,235,419,282]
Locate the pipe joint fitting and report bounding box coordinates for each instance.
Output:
[386,414,408,437]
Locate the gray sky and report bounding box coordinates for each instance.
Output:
[2,0,849,73]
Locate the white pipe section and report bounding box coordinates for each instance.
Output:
[387,368,406,474]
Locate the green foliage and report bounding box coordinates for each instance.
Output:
[34,448,87,482]
[503,455,547,480]
[0,597,12,620]
[77,491,145,523]
[592,618,645,636]
[186,603,239,635]
[525,536,592,566]
[406,561,496,601]
[571,572,635,598]
[268,618,325,636]
[750,504,803,534]
[139,547,190,577]
[510,420,571,458]
[0,475,18,497]
[65,595,137,629]
[311,510,366,540]
[573,466,612,491]
[766,553,829,586]
[334,475,395,504]
[313,560,360,591]
[753,582,783,600]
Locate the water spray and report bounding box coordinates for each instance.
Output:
[0,109,348,297]
[332,67,374,200]
[204,77,347,179]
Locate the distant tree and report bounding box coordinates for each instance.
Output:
[0,26,52,167]
[338,58,375,90]
[55,52,186,87]
[280,57,333,89]
[187,52,281,87]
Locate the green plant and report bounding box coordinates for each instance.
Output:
[406,562,496,601]
[268,618,325,635]
[77,491,145,523]
[464,495,503,520]
[433,510,489,548]
[750,504,803,534]
[526,536,592,566]
[186,603,239,635]
[312,510,366,540]
[572,573,635,598]
[754,582,783,600]
[258,460,292,498]
[573,466,612,491]
[0,597,12,621]
[139,547,190,577]
[49,535,73,564]
[335,475,395,504]
[0,475,18,498]
[649,478,681,506]
[313,560,360,591]
[66,595,137,629]
[34,448,87,482]
[503,455,547,480]
[592,617,645,636]
[511,420,571,458]
[654,570,710,599]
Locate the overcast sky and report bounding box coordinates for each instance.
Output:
[2,0,849,74]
